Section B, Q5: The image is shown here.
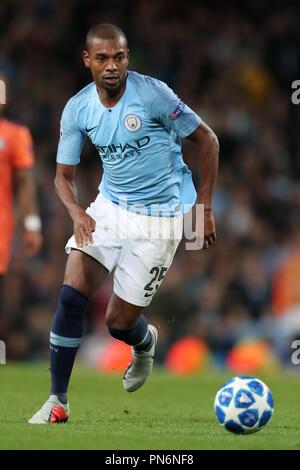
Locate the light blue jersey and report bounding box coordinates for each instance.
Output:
[56,71,201,215]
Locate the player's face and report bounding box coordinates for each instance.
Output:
[83,38,129,94]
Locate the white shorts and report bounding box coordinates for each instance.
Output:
[65,193,183,307]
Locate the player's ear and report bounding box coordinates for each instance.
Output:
[82,50,90,68]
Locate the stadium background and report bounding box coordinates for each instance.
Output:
[1,0,300,376]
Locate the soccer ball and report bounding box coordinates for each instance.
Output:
[214,376,274,434]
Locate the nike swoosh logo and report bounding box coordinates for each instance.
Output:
[144,292,154,298]
[86,125,97,133]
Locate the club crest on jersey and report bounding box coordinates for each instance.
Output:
[170,100,185,120]
[124,114,142,132]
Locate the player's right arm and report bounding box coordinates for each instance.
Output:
[54,164,95,247]
[55,98,94,248]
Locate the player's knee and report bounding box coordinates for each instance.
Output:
[63,273,93,298]
[105,301,133,329]
[105,303,122,327]
[59,284,88,316]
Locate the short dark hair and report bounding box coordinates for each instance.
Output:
[85,23,127,50]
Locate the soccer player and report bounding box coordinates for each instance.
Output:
[29,24,219,424]
[0,90,42,292]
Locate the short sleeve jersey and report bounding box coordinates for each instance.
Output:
[57,71,201,215]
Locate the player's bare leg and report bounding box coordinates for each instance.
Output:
[105,294,158,392]
[29,250,107,424]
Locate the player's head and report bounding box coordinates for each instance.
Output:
[83,24,129,95]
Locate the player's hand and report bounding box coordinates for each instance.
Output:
[23,230,43,256]
[72,209,96,248]
[202,208,216,249]
[195,207,216,250]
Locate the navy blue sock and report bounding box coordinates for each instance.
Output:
[50,284,88,395]
[108,315,153,351]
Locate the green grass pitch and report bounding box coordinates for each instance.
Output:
[0,364,299,450]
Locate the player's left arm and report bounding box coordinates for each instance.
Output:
[145,77,219,249]
[186,121,219,249]
[13,126,42,256]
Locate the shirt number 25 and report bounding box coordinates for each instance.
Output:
[144,267,168,298]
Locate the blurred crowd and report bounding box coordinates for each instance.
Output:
[1,0,300,372]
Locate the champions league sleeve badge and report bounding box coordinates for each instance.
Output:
[169,100,185,120]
